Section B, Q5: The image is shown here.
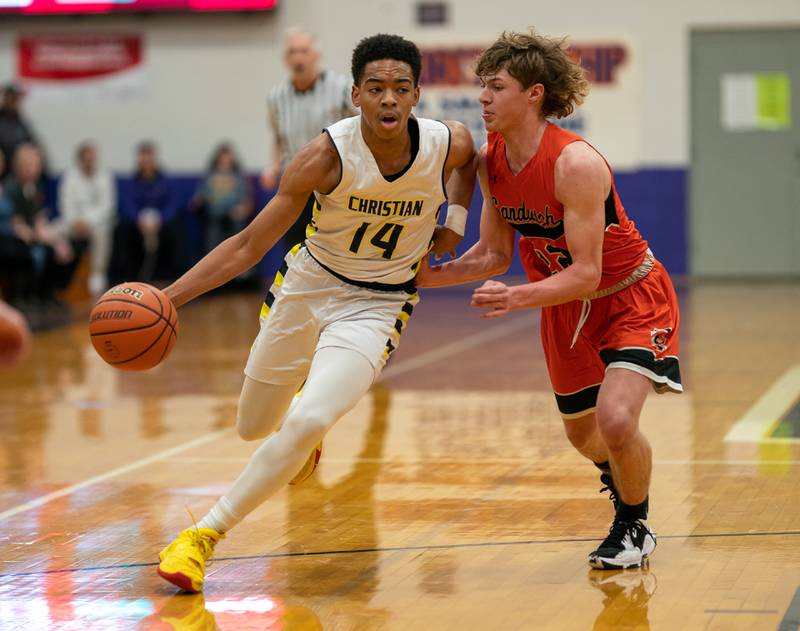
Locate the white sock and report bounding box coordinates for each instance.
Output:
[197,495,241,533]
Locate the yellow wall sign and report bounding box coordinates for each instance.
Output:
[721,72,791,131]
[756,73,791,129]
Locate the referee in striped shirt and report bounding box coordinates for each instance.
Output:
[261,28,356,249]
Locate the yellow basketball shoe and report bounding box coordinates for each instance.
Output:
[157,527,223,593]
[289,442,322,485]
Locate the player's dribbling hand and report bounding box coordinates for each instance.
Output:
[430,226,461,261]
[471,280,512,318]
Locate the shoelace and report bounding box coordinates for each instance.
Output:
[599,473,619,508]
[186,529,216,560]
[599,519,636,551]
[185,506,216,565]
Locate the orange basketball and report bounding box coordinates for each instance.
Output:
[89,282,179,371]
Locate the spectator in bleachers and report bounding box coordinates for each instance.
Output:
[58,141,116,295]
[192,143,252,255]
[110,142,182,284]
[0,83,42,181]
[5,143,81,306]
[0,151,36,304]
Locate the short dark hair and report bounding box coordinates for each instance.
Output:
[351,34,422,86]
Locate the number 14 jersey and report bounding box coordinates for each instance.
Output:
[307,115,450,286]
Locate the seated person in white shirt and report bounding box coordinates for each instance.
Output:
[57,141,116,294]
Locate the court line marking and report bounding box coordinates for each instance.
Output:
[168,456,800,466]
[704,609,778,614]
[0,429,234,523]
[0,529,798,579]
[0,315,533,524]
[725,365,800,443]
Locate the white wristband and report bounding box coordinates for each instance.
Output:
[443,204,468,236]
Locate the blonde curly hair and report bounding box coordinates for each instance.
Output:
[475,30,589,119]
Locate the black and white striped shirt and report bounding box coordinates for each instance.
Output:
[267,71,354,167]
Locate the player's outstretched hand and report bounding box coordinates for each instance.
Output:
[430,226,461,261]
[471,280,511,318]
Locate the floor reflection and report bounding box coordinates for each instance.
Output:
[279,383,392,629]
[588,568,657,630]
[143,593,323,630]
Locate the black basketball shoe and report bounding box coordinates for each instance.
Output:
[589,517,657,570]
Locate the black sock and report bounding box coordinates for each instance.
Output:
[593,461,612,474]
[617,497,648,522]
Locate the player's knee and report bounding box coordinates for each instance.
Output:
[284,409,333,448]
[596,403,638,450]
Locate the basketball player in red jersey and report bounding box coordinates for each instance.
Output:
[417,30,682,569]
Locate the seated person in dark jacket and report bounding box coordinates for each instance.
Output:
[0,82,41,181]
[4,144,81,305]
[110,142,183,283]
[0,151,35,304]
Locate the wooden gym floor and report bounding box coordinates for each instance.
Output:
[1,281,799,630]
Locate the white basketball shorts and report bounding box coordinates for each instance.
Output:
[244,245,419,385]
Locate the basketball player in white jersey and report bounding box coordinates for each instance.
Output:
[156,34,476,592]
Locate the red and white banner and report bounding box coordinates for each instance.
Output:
[17,34,145,101]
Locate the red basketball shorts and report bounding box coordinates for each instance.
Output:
[540,261,682,418]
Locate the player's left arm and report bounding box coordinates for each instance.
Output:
[471,142,606,317]
[431,121,476,258]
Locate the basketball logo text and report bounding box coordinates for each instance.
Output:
[106,286,144,300]
[91,310,133,322]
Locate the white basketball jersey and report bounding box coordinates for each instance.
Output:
[305,115,450,286]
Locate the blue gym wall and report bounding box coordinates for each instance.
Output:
[47,166,686,279]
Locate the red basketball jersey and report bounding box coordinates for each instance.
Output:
[486,123,649,291]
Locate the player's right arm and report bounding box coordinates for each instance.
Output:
[166,134,340,308]
[416,145,515,287]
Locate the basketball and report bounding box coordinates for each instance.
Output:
[89,282,179,371]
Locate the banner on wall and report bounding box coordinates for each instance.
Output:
[17,34,145,101]
[416,41,639,169]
